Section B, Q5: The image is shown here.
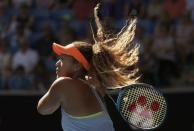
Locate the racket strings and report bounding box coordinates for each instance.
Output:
[119,85,167,129]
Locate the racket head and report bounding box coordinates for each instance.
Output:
[116,83,167,130]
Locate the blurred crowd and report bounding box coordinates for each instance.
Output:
[0,0,193,91]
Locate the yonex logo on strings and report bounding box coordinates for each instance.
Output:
[128,95,160,118]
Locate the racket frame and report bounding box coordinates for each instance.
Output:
[114,83,167,130]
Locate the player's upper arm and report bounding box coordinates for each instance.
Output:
[37,77,71,115]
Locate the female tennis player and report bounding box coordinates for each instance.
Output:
[37,4,139,131]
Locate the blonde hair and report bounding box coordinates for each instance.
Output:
[74,4,140,94]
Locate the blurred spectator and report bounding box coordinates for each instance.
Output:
[101,0,116,18]
[11,37,39,74]
[175,13,194,66]
[0,39,11,76]
[35,0,55,9]
[179,64,194,86]
[12,3,34,31]
[9,26,30,54]
[186,0,194,22]
[139,37,157,85]
[7,3,34,45]
[8,65,32,90]
[0,39,12,89]
[147,0,163,20]
[186,0,194,12]
[188,30,194,62]
[70,0,97,21]
[57,20,76,44]
[126,0,145,17]
[32,59,51,91]
[33,22,58,57]
[0,1,11,36]
[68,0,98,38]
[114,0,126,19]
[163,0,186,21]
[177,29,194,85]
[152,23,177,86]
[11,0,33,9]
[70,20,88,39]
[138,10,156,36]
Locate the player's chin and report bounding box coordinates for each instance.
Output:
[57,72,67,78]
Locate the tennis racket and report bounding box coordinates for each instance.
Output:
[107,83,167,130]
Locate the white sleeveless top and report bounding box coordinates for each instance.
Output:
[61,86,115,131]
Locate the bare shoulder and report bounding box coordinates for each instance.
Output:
[52,77,73,87]
[51,77,90,95]
[51,77,75,93]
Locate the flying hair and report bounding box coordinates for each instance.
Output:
[88,3,140,91]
